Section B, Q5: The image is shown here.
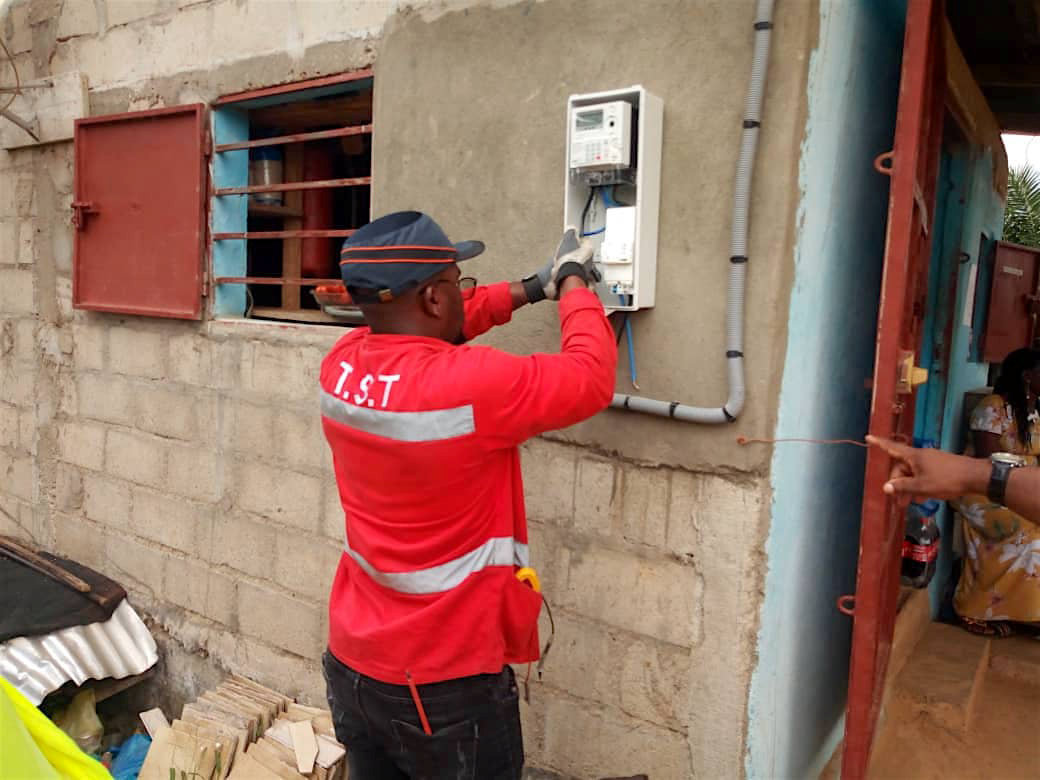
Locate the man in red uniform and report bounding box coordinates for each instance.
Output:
[320,211,617,778]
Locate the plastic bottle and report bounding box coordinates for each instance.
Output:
[901,500,941,588]
[249,146,283,205]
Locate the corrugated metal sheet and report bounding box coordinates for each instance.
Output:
[0,600,158,705]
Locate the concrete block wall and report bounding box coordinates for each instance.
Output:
[519,438,767,778]
[2,257,348,706]
[3,242,770,778]
[0,0,797,776]
[2,263,771,779]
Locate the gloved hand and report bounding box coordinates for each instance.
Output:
[551,238,599,297]
[522,256,555,304]
[522,228,598,302]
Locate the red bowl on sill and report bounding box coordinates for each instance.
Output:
[313,284,352,306]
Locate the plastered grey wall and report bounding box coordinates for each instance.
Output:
[372,0,814,473]
[0,1,813,777]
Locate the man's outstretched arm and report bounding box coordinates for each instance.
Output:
[461,281,533,341]
[463,229,583,340]
[867,436,1040,523]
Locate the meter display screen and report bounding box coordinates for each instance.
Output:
[576,110,603,131]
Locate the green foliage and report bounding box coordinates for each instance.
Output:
[1004,164,1040,248]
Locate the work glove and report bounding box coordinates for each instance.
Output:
[522,228,599,302]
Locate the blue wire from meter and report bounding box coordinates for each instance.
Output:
[581,186,617,237]
[619,294,639,390]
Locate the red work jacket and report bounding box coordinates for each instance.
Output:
[320,282,617,684]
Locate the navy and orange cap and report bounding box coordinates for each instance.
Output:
[339,211,485,302]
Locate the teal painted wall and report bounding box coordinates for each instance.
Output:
[211,107,249,317]
[915,148,966,450]
[914,144,1005,616]
[744,2,905,777]
[935,147,1004,453]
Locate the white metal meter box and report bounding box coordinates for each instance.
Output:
[564,86,662,311]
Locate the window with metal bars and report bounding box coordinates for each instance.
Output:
[210,70,372,325]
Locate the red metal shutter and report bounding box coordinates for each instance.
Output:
[983,241,1040,360]
[73,104,207,319]
[841,0,946,778]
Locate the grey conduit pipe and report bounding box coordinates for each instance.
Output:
[611,0,775,424]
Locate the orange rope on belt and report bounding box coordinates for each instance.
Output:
[405,670,433,735]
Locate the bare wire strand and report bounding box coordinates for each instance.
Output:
[0,37,22,115]
[736,434,911,448]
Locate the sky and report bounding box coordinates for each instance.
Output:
[1003,134,1040,171]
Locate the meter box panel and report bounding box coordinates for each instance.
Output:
[564,86,662,312]
[600,206,636,286]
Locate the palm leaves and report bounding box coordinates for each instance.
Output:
[1004,164,1040,248]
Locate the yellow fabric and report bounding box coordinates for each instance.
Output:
[954,395,1040,623]
[0,676,111,780]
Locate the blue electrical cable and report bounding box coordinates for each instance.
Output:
[581,187,612,237]
[625,317,638,389]
[618,294,639,389]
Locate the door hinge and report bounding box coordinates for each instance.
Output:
[200,268,210,297]
[203,130,213,158]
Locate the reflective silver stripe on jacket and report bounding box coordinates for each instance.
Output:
[321,391,475,442]
[344,534,531,595]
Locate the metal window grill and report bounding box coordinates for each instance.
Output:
[211,70,372,323]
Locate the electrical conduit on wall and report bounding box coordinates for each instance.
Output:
[611,0,775,424]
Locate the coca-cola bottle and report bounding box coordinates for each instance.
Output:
[901,500,941,588]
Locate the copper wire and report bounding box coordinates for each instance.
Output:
[736,434,909,448]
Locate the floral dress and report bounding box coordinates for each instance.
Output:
[953,395,1040,624]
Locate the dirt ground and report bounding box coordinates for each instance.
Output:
[867,634,1040,780]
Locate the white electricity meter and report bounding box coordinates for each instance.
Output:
[564,86,662,311]
[568,100,633,172]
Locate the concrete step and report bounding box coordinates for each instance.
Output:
[886,588,933,694]
[989,636,1040,687]
[891,622,990,733]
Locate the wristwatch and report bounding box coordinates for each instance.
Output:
[988,453,1026,506]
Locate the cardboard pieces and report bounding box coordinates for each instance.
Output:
[267,719,346,771]
[249,717,344,780]
[247,739,308,780]
[139,707,170,738]
[171,720,236,780]
[182,702,252,763]
[138,725,219,780]
[289,719,319,775]
[140,675,346,780]
[228,751,285,780]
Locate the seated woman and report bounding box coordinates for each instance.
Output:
[953,347,1040,637]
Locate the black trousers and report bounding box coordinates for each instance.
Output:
[322,650,524,780]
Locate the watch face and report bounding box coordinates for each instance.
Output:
[992,452,1027,467]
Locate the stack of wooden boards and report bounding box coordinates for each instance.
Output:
[138,675,346,780]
